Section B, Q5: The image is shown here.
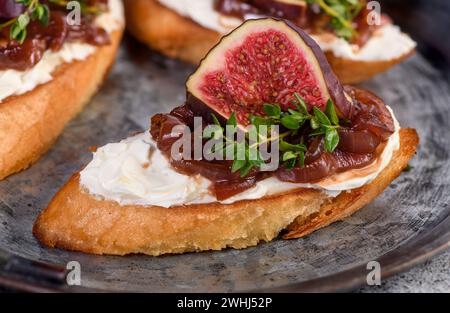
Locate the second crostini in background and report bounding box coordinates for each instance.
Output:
[124,0,416,83]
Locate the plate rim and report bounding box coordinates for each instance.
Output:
[1,210,449,293]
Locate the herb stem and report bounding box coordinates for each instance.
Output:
[249,131,290,149]
[317,0,356,36]
[207,93,342,177]
[0,0,104,43]
[0,18,17,29]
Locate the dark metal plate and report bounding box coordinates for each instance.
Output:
[0,0,449,292]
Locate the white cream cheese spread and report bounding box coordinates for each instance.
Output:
[80,107,400,208]
[157,0,416,62]
[0,0,124,102]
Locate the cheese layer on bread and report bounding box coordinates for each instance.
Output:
[157,0,416,62]
[80,107,400,208]
[0,0,124,102]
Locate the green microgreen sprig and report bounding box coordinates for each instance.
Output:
[256,93,340,151]
[205,111,268,178]
[305,0,364,40]
[0,0,103,44]
[204,93,341,177]
[0,0,50,44]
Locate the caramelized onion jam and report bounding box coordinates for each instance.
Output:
[150,86,395,201]
[214,0,386,47]
[0,0,109,71]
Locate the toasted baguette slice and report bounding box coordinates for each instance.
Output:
[124,0,414,84]
[33,128,419,256]
[0,29,123,181]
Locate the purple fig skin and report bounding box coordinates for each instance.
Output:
[0,1,25,19]
[186,18,353,122]
[282,19,353,118]
[187,94,227,126]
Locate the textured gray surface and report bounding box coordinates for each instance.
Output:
[358,249,450,293]
[0,37,449,292]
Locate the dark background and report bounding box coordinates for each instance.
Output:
[384,0,450,68]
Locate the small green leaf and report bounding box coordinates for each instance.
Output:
[249,158,263,167]
[263,103,281,118]
[10,23,21,40]
[231,159,246,173]
[285,157,297,169]
[310,117,320,130]
[239,162,254,177]
[227,112,237,128]
[313,107,331,126]
[325,128,340,152]
[288,110,308,122]
[298,151,305,167]
[283,151,297,161]
[309,127,326,137]
[32,4,47,22]
[17,13,30,29]
[16,28,27,43]
[31,7,39,20]
[37,5,45,20]
[288,108,300,116]
[10,21,27,44]
[40,4,50,26]
[325,99,339,126]
[211,113,222,127]
[279,140,291,152]
[249,115,270,128]
[280,140,306,152]
[281,115,300,130]
[294,93,309,115]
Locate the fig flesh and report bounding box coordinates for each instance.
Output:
[186,18,352,125]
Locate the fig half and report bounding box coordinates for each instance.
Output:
[187,18,352,125]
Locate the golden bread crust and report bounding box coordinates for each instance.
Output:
[124,0,414,84]
[284,128,419,238]
[324,50,416,85]
[0,29,123,180]
[33,129,419,256]
[124,0,221,64]
[33,176,325,256]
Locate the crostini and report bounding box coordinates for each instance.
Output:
[124,0,416,84]
[0,0,124,180]
[34,18,418,256]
